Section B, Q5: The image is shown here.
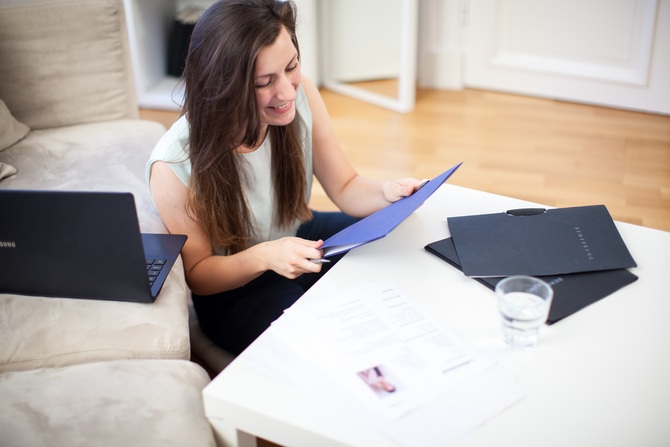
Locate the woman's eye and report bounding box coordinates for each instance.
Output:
[286,63,298,72]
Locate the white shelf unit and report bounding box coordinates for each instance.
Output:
[124,0,204,111]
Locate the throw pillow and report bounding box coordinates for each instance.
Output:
[0,99,29,151]
[0,162,17,180]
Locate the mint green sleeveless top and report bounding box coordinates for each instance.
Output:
[147,86,313,253]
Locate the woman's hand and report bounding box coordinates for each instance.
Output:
[382,178,428,203]
[260,237,325,279]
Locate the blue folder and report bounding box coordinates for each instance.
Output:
[321,162,463,258]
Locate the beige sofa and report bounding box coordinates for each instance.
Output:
[0,1,217,445]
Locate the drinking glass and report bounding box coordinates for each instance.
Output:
[495,276,553,349]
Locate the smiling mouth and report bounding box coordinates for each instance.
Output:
[271,101,292,111]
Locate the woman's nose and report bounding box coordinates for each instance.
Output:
[275,73,297,100]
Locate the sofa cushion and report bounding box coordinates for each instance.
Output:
[0,255,190,373]
[0,359,216,447]
[0,0,137,129]
[0,119,167,232]
[0,99,29,151]
[0,117,192,372]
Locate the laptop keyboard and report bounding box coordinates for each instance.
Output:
[146,258,167,286]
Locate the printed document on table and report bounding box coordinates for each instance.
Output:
[270,278,498,419]
[243,332,523,447]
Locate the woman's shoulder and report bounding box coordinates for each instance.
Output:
[147,114,192,185]
[300,76,319,101]
[164,114,189,140]
[152,115,190,160]
[298,77,317,125]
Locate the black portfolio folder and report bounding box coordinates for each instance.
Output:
[425,237,638,324]
[447,205,637,278]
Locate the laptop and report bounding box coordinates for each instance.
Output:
[0,190,187,303]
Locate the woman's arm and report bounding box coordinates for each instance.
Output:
[303,78,422,217]
[149,161,324,295]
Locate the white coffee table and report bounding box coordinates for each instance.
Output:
[203,185,670,447]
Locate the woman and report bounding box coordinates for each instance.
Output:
[147,0,423,355]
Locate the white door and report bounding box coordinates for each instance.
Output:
[462,0,670,114]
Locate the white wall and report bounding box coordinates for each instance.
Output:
[417,0,464,89]
[322,0,402,83]
[293,0,319,83]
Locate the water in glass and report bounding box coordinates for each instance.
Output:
[498,291,548,348]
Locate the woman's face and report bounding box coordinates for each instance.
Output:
[254,27,301,128]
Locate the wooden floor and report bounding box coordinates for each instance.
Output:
[140,87,670,232]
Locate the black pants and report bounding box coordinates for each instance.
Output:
[192,211,359,355]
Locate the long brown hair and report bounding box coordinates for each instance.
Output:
[182,0,311,254]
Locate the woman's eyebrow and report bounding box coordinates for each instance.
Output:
[255,53,298,79]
